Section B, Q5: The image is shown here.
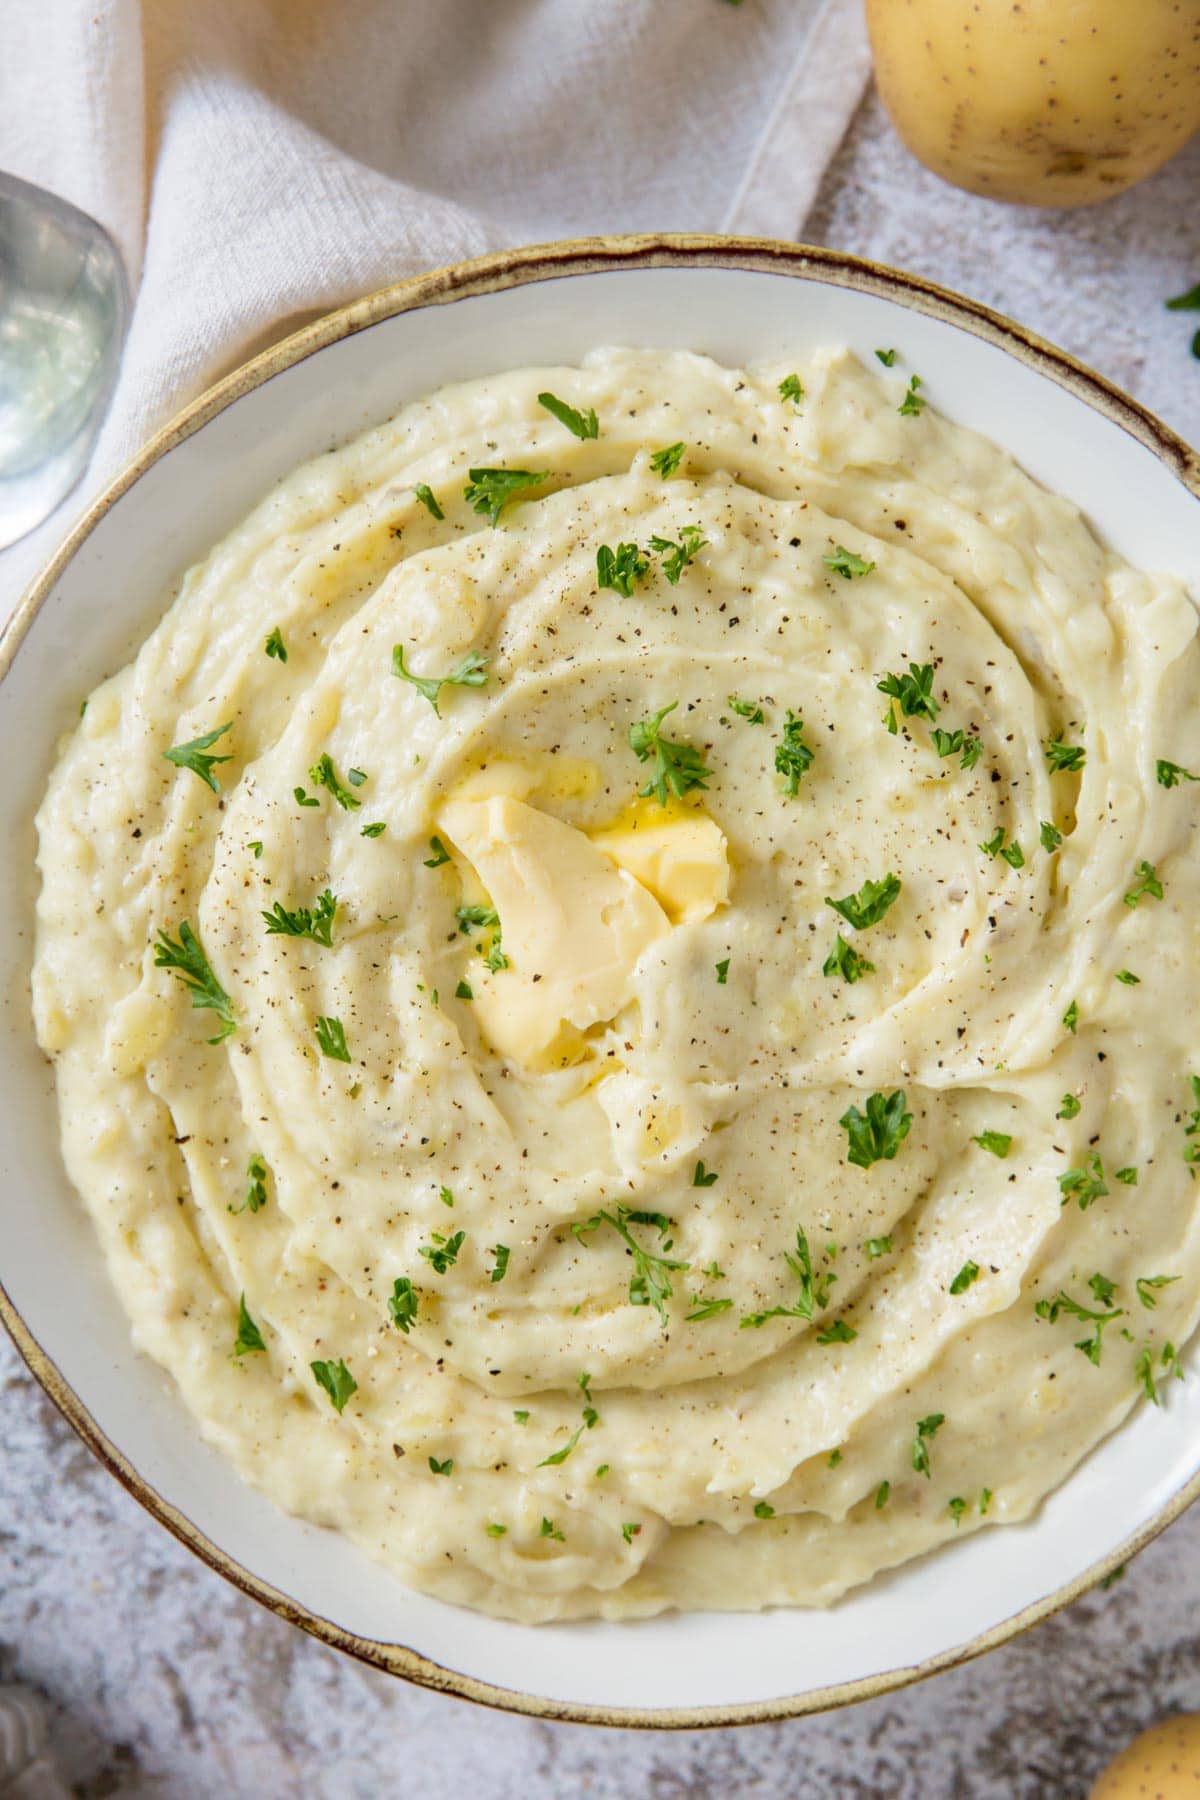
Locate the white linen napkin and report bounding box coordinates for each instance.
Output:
[0,0,869,605]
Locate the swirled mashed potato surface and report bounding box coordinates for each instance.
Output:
[32,348,1200,1621]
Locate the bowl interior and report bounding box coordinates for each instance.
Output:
[3,254,1199,1722]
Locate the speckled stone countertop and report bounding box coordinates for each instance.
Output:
[3,91,1199,1800]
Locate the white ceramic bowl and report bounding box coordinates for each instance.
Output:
[3,237,1199,1727]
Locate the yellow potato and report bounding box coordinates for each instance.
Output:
[866,0,1200,206]
[1091,1713,1200,1798]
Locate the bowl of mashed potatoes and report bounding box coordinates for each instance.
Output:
[5,237,1200,1724]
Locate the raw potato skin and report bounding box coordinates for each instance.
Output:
[1090,1712,1200,1796]
[866,0,1200,207]
[32,347,1200,1624]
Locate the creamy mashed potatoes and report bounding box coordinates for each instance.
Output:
[32,347,1200,1622]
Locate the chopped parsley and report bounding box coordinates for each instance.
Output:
[622,1521,643,1543]
[1115,969,1140,986]
[539,1517,565,1541]
[513,1409,530,1424]
[295,786,319,808]
[1156,758,1199,788]
[826,873,901,931]
[264,627,288,662]
[911,1412,944,1477]
[740,1225,835,1328]
[778,373,804,405]
[573,1204,688,1327]
[650,525,707,584]
[973,1131,1012,1157]
[931,727,983,771]
[948,1497,967,1527]
[728,695,765,723]
[775,710,815,795]
[685,1294,733,1321]
[424,835,452,867]
[310,1358,357,1413]
[1063,999,1079,1034]
[597,540,651,596]
[1166,282,1200,311]
[815,1318,857,1345]
[537,391,599,439]
[650,441,686,478]
[489,1244,511,1283]
[314,1015,351,1062]
[822,934,875,984]
[457,904,500,933]
[413,482,444,519]
[875,348,897,367]
[1134,1340,1183,1406]
[753,1501,775,1519]
[840,1090,913,1168]
[163,721,233,793]
[628,701,711,805]
[249,840,264,858]
[1184,1076,1200,1166]
[154,922,236,1043]
[1137,1275,1179,1310]
[538,1425,584,1468]
[1058,1153,1107,1210]
[1037,1287,1124,1364]
[388,1277,419,1333]
[1040,820,1063,852]
[232,1152,269,1215]
[262,888,338,947]
[419,1229,465,1274]
[455,979,474,1000]
[392,644,490,717]
[878,662,939,723]
[361,821,387,837]
[950,1261,980,1295]
[823,545,876,580]
[979,826,1024,868]
[693,1160,719,1188]
[1057,1094,1082,1120]
[898,374,925,417]
[308,753,361,810]
[1123,860,1163,907]
[715,958,730,984]
[232,1294,266,1358]
[875,1480,891,1509]
[486,1522,507,1538]
[1045,736,1086,774]
[429,1456,453,1476]
[866,1236,893,1258]
[463,467,548,525]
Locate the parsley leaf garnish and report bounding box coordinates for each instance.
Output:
[307,753,361,810]
[715,958,730,984]
[950,1261,980,1295]
[1057,1093,1081,1120]
[775,710,815,795]
[622,1521,644,1542]
[1115,969,1140,986]
[573,1204,689,1327]
[489,1244,510,1283]
[263,888,338,947]
[728,695,765,723]
[931,727,982,770]
[650,525,707,584]
[1063,998,1080,1034]
[463,467,548,525]
[650,442,686,478]
[315,1015,351,1062]
[816,1318,857,1345]
[826,873,901,930]
[1040,820,1063,852]
[1036,1289,1123,1365]
[898,374,925,416]
[1045,736,1086,774]
[1185,1075,1200,1166]
[392,644,490,717]
[154,921,236,1042]
[740,1224,834,1328]
[388,1277,419,1333]
[232,1294,266,1358]
[1156,758,1199,788]
[979,825,1024,867]
[361,821,386,838]
[537,391,599,439]
[866,1236,892,1258]
[778,373,804,405]
[1137,1274,1179,1310]
[875,347,897,367]
[163,722,233,793]
[875,1480,891,1509]
[685,1294,733,1321]
[310,1358,357,1413]
[628,701,711,805]
[878,663,939,722]
[264,627,288,662]
[693,1160,718,1187]
[538,1425,585,1468]
[753,1501,776,1519]
[413,483,444,519]
[1124,860,1163,907]
[822,934,876,983]
[539,1517,565,1541]
[457,904,499,933]
[597,541,650,596]
[419,1229,465,1274]
[839,1090,913,1168]
[823,545,875,580]
[912,1412,944,1477]
[1058,1153,1107,1210]
[424,835,451,867]
[231,1152,268,1215]
[1166,283,1200,311]
[429,1455,453,1476]
[973,1131,1012,1157]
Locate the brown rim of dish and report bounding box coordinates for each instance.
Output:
[2,234,1198,1730]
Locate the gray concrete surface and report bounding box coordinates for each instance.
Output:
[3,88,1199,1800]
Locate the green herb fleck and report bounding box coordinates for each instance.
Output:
[419,1229,465,1274]
[1124,860,1163,907]
[597,540,651,596]
[163,721,233,793]
[429,1455,453,1476]
[264,627,288,662]
[875,1480,891,1508]
[912,1413,944,1477]
[628,701,711,806]
[1045,736,1086,774]
[815,1318,857,1345]
[489,1244,511,1284]
[948,1496,967,1527]
[539,1517,565,1541]
[973,1131,1012,1157]
[878,663,939,723]
[650,525,707,585]
[154,922,236,1043]
[740,1225,835,1328]
[361,821,387,837]
[775,710,815,795]
[263,888,338,947]
[840,1090,913,1169]
[950,1261,981,1295]
[232,1152,269,1216]
[1040,820,1063,852]
[778,373,804,405]
[728,695,765,723]
[693,1160,718,1188]
[463,467,548,525]
[826,873,901,931]
[537,391,599,439]
[650,442,686,478]
[573,1204,688,1327]
[1063,999,1079,1034]
[424,835,451,867]
[822,934,876,984]
[866,1236,893,1259]
[413,482,444,519]
[1156,758,1199,788]
[392,644,490,717]
[315,1015,351,1062]
[875,347,897,367]
[311,1358,357,1413]
[715,958,730,984]
[898,374,925,416]
[931,726,983,770]
[388,1278,419,1333]
[538,1425,584,1468]
[308,753,361,810]
[232,1294,266,1358]
[823,545,876,580]
[1057,1093,1082,1120]
[1058,1153,1108,1210]
[1136,1275,1179,1309]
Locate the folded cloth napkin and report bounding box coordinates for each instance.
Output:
[0,0,869,605]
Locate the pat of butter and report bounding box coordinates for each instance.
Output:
[436,795,670,1068]
[590,804,729,924]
